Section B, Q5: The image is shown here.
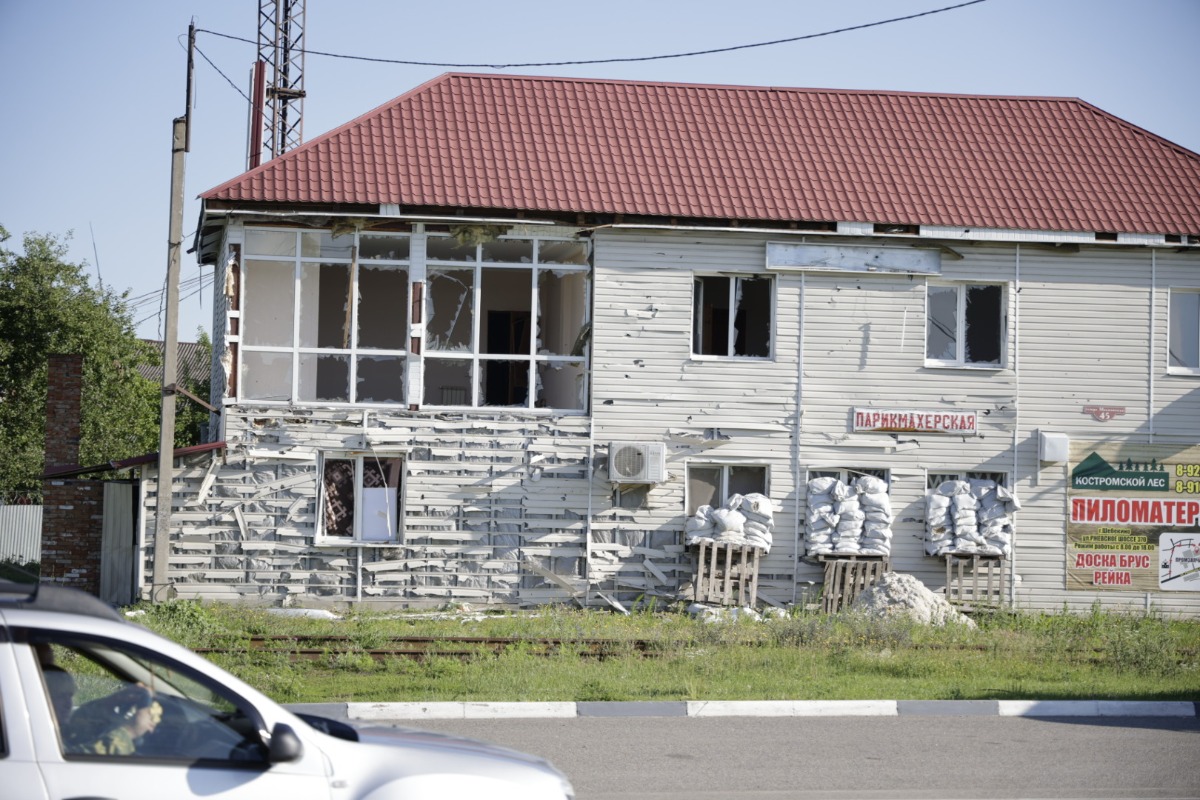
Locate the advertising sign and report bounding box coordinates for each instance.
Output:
[852,408,977,435]
[1067,445,1200,592]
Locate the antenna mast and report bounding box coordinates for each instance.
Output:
[252,0,306,166]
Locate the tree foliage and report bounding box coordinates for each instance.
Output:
[0,226,161,500]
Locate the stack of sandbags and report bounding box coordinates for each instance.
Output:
[805,477,844,556]
[924,481,959,556]
[972,480,1020,557]
[855,476,894,556]
[925,479,1020,557]
[833,489,864,553]
[737,493,775,552]
[685,494,775,553]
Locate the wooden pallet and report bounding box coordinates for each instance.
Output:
[692,541,760,607]
[817,555,889,613]
[944,554,1007,610]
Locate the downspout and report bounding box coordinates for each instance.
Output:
[1149,250,1157,441]
[1010,245,1020,607]
[791,273,806,605]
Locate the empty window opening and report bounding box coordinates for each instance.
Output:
[693,275,772,357]
[927,471,1007,490]
[810,467,888,485]
[926,283,1003,367]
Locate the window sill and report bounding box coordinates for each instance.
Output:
[689,354,775,363]
[923,361,1005,371]
[313,539,404,548]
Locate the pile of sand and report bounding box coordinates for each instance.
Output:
[850,572,976,627]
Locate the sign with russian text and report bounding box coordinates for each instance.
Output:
[852,408,977,435]
[1067,444,1200,592]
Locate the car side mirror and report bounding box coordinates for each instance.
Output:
[268,723,304,763]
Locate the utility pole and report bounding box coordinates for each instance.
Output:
[151,23,194,602]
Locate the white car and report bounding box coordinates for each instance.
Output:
[0,581,574,799]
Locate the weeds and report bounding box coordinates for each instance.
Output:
[135,602,1200,704]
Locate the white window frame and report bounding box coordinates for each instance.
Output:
[691,274,775,359]
[422,234,591,411]
[926,470,1008,490]
[1168,288,1200,375]
[238,227,411,406]
[809,467,890,486]
[925,281,1006,369]
[316,450,406,546]
[686,463,769,515]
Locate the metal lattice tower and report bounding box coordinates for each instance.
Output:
[257,0,306,161]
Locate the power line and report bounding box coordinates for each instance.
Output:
[196,1,987,69]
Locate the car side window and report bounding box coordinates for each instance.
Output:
[29,633,267,764]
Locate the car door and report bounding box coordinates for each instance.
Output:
[16,630,332,800]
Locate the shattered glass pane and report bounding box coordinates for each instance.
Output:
[426,269,474,351]
[301,231,354,259]
[536,360,585,410]
[359,234,410,261]
[538,240,588,265]
[245,229,296,257]
[482,360,529,407]
[482,239,533,263]
[1169,291,1200,369]
[481,269,532,355]
[693,276,730,355]
[358,265,407,350]
[926,284,958,361]
[426,236,477,262]
[964,284,1002,364]
[299,353,349,402]
[423,357,472,405]
[243,260,295,346]
[537,270,588,356]
[299,263,351,348]
[733,277,771,357]
[241,351,292,401]
[357,355,405,404]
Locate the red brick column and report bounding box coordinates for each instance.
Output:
[41,354,103,595]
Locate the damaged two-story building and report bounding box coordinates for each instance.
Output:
[146,72,1200,613]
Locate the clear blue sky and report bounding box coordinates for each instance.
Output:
[2,0,1197,342]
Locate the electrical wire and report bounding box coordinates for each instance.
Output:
[195,0,987,70]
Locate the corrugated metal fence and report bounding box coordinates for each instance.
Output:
[0,506,42,562]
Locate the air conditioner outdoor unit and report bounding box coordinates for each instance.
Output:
[608,441,666,483]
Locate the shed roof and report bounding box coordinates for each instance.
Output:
[201,72,1200,237]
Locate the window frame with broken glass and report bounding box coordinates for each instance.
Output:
[691,274,774,359]
[239,228,411,405]
[924,281,1006,368]
[422,234,590,411]
[235,227,592,412]
[316,450,406,546]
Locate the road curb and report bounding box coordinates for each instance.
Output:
[287,700,1198,721]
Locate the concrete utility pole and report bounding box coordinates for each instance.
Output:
[151,23,194,602]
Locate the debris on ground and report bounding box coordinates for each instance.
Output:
[849,572,976,627]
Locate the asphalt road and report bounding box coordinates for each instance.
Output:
[393,715,1200,800]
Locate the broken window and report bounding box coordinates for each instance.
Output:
[423,235,589,410]
[692,275,772,357]
[1169,289,1200,372]
[810,467,889,485]
[926,282,1004,367]
[240,228,409,405]
[927,471,1007,490]
[319,453,405,544]
[686,464,768,515]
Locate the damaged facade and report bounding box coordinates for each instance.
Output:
[143,73,1200,613]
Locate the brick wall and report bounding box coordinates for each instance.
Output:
[41,353,103,594]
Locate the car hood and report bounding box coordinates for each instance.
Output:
[354,724,554,771]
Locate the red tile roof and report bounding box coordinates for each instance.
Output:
[201,73,1200,236]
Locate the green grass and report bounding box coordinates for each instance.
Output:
[131,601,1200,704]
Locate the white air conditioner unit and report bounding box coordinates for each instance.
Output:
[607,441,666,483]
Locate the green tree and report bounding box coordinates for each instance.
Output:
[172,327,213,449]
[0,225,160,501]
